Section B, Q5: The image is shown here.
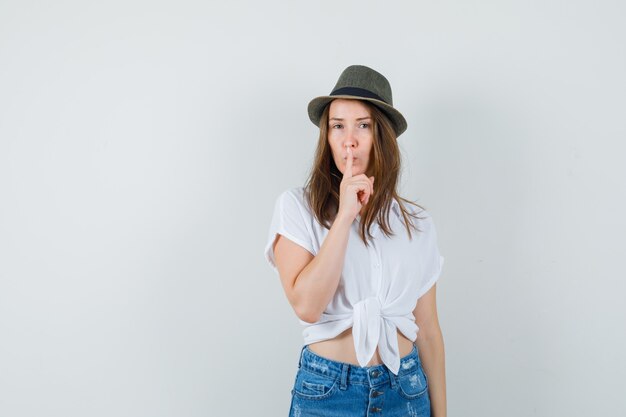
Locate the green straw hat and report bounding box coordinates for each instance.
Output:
[307,65,407,137]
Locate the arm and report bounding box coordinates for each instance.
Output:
[273,212,353,323]
[413,283,447,417]
[272,145,374,323]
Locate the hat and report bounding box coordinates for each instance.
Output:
[307,65,407,137]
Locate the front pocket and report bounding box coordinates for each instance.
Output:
[292,369,339,400]
[396,364,429,400]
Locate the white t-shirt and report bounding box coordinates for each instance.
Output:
[264,186,444,375]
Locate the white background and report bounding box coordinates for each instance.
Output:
[1,1,625,416]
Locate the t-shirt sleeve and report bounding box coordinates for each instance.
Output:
[264,189,316,272]
[416,214,445,299]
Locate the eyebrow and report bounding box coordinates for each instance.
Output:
[329,117,371,121]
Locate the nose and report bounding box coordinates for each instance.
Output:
[343,141,356,155]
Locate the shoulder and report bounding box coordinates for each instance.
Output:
[276,185,306,204]
[414,207,441,244]
[401,202,438,236]
[400,200,435,223]
[284,185,306,200]
[274,186,312,214]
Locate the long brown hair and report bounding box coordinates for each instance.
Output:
[303,99,427,247]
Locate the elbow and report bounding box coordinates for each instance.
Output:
[295,303,321,324]
[291,285,321,324]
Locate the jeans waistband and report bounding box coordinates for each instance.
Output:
[297,343,421,388]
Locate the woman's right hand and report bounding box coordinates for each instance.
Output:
[338,146,375,222]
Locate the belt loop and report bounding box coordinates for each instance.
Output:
[340,363,349,390]
[389,369,398,388]
[298,344,306,369]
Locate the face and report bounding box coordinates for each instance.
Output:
[327,99,374,177]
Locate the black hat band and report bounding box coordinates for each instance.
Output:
[329,87,386,104]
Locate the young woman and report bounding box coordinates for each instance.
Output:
[264,65,446,417]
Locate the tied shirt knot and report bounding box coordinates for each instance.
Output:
[352,296,402,374]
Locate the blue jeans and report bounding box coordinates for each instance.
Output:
[289,343,431,417]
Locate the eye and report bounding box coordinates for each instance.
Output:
[359,123,370,128]
[331,124,343,129]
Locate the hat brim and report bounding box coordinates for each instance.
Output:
[307,95,407,137]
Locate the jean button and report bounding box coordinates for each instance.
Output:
[370,406,382,412]
[371,390,383,397]
[371,370,381,377]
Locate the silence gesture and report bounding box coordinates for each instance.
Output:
[338,145,375,221]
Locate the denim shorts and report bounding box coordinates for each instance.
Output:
[288,343,431,417]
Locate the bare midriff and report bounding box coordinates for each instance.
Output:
[307,327,414,366]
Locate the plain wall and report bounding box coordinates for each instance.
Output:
[1,1,625,416]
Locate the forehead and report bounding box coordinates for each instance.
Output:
[328,99,371,116]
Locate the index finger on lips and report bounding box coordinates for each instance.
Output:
[344,145,353,179]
